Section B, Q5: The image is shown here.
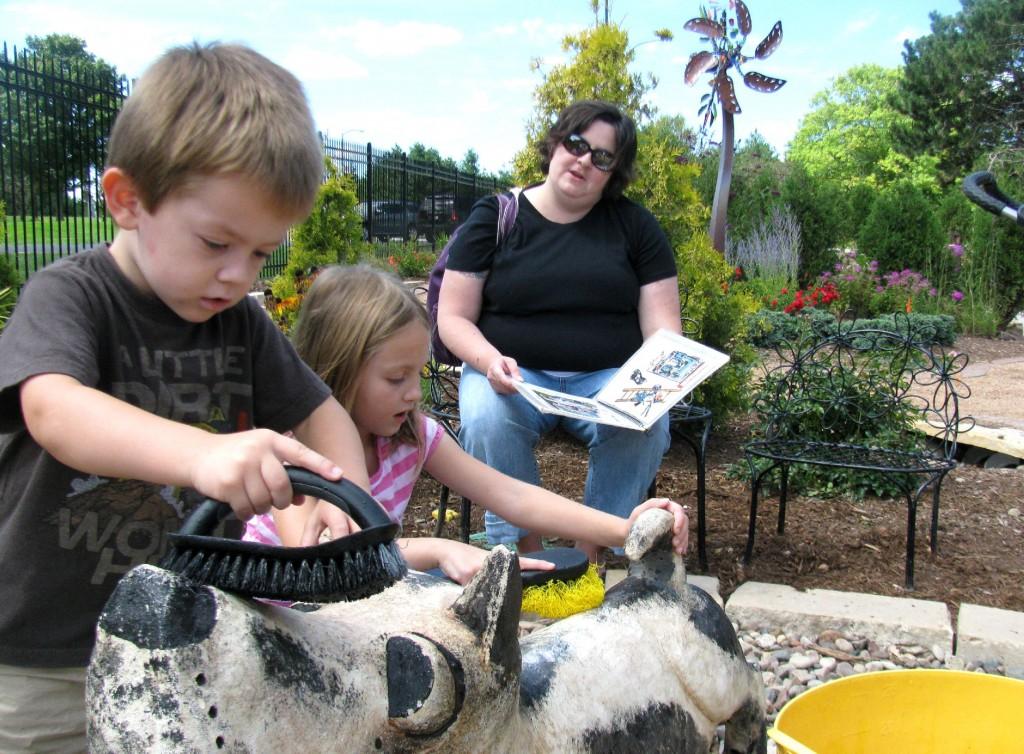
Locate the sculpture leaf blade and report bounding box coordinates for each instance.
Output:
[717,71,741,114]
[684,51,717,86]
[684,17,725,39]
[736,0,752,36]
[744,71,786,93]
[755,21,783,59]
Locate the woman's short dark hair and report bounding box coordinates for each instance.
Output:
[538,100,638,200]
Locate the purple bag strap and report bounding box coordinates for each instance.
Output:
[495,187,522,244]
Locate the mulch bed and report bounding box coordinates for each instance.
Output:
[405,335,1024,621]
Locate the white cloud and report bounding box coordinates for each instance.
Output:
[321,20,462,58]
[893,26,924,45]
[281,48,369,82]
[845,12,880,35]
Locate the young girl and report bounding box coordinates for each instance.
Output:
[244,264,688,584]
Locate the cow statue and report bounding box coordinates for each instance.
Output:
[86,509,766,753]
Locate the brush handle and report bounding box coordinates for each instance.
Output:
[177,467,393,537]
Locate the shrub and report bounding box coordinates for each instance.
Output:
[781,166,844,283]
[0,246,20,333]
[0,254,20,290]
[674,232,760,421]
[384,244,438,278]
[857,180,944,278]
[747,310,956,348]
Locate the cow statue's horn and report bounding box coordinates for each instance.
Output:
[450,546,522,679]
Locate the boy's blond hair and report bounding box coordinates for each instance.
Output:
[292,265,429,446]
[107,42,322,215]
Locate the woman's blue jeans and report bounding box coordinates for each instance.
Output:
[457,364,671,546]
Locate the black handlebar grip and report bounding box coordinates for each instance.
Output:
[963,171,1021,226]
[177,467,390,537]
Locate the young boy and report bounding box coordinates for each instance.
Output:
[0,42,368,750]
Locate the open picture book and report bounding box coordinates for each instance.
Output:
[513,329,729,431]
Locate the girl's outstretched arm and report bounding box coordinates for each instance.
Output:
[398,538,553,585]
[423,434,689,555]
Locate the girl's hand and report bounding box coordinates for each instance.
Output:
[298,498,363,547]
[437,541,555,584]
[628,498,689,556]
[485,355,522,394]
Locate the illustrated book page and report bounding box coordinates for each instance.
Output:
[512,329,729,430]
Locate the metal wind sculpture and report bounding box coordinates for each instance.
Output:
[683,0,785,252]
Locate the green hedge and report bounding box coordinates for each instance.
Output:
[748,309,958,348]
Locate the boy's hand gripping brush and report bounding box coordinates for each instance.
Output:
[162,467,407,602]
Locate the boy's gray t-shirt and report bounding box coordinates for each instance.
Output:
[0,246,331,667]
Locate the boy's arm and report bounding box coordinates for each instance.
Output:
[424,433,689,555]
[20,373,345,520]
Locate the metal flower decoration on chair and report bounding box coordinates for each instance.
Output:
[682,0,785,252]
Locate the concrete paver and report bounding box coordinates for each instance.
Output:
[957,603,1024,676]
[724,581,954,652]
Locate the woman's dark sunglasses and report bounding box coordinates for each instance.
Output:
[562,133,616,172]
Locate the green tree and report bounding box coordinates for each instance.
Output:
[511,22,658,183]
[276,158,362,295]
[631,115,706,243]
[788,65,940,196]
[781,165,844,282]
[459,149,480,176]
[0,35,124,215]
[895,0,1024,185]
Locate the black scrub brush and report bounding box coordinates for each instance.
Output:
[161,467,406,602]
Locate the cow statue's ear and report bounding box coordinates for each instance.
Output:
[451,546,522,680]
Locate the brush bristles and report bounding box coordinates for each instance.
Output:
[162,541,408,602]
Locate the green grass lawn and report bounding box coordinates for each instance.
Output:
[2,216,118,276]
[3,215,117,247]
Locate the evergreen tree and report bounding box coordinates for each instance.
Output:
[895,0,1024,184]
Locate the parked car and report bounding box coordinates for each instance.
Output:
[357,200,420,242]
[416,193,477,243]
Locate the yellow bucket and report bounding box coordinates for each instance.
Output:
[768,669,1024,753]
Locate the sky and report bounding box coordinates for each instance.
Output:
[1,0,964,174]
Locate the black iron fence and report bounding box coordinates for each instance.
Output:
[2,41,507,282]
[1,42,128,282]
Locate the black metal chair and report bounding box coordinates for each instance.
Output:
[421,356,473,543]
[742,321,972,589]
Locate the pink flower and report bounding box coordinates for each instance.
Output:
[948,243,964,257]
[951,290,964,302]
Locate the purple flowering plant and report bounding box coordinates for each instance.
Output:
[818,249,945,317]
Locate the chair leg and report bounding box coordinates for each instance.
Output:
[434,485,451,538]
[744,472,764,564]
[666,422,710,572]
[777,464,789,534]
[459,497,472,544]
[696,449,708,572]
[930,472,946,553]
[904,490,918,590]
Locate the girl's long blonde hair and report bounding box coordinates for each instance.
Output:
[291,264,429,446]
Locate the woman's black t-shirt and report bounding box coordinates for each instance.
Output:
[445,191,677,371]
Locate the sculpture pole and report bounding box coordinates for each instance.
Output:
[681,1,785,254]
[710,109,735,253]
